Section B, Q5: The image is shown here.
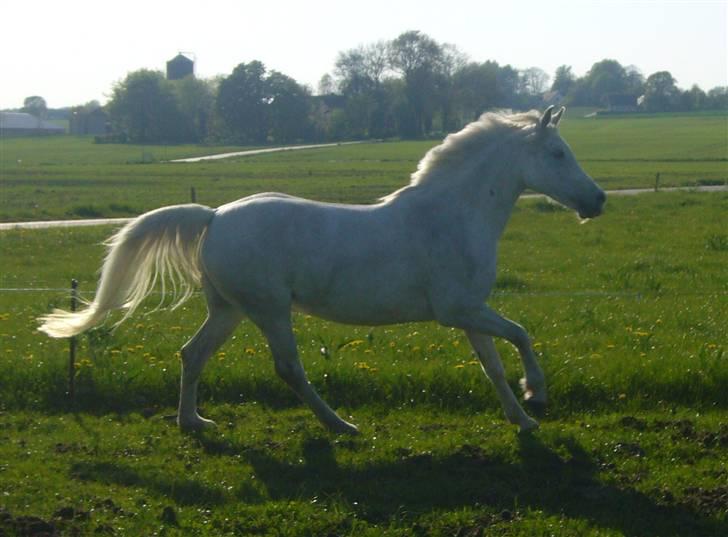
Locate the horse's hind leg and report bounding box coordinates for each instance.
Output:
[258,314,359,435]
[178,287,242,432]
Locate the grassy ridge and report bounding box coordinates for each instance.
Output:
[1,113,726,221]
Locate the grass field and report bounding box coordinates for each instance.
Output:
[1,112,726,222]
[1,181,726,535]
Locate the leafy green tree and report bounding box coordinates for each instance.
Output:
[583,59,630,105]
[216,61,269,143]
[551,65,575,95]
[267,71,311,143]
[706,87,728,110]
[171,76,215,142]
[624,65,645,95]
[680,85,706,111]
[107,70,189,142]
[642,71,680,112]
[216,61,312,143]
[388,31,444,137]
[22,96,47,118]
[453,61,500,122]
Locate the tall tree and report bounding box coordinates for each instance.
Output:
[22,96,47,118]
[216,61,312,143]
[583,59,630,105]
[388,30,444,137]
[107,70,188,142]
[453,61,500,122]
[171,76,216,142]
[267,71,311,143]
[216,61,270,143]
[642,71,680,112]
[551,65,575,95]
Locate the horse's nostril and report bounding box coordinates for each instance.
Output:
[597,190,606,204]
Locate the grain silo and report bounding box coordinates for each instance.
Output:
[166,53,194,80]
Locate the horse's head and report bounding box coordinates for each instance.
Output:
[522,106,605,219]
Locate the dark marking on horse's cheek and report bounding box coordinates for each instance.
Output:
[489,189,496,197]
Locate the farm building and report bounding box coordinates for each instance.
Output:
[0,111,65,136]
[166,53,194,80]
[69,107,109,135]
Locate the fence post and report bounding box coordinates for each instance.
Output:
[655,172,660,192]
[190,186,197,203]
[68,279,78,402]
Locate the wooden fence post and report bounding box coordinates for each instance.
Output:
[190,186,197,203]
[655,172,661,192]
[69,279,78,402]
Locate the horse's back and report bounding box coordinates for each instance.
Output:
[201,193,432,323]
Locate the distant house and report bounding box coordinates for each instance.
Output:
[167,53,194,80]
[0,111,65,136]
[605,94,639,113]
[70,107,109,135]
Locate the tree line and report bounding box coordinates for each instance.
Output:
[61,31,728,144]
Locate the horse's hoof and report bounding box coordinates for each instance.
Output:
[518,418,540,434]
[329,420,360,436]
[178,415,217,433]
[524,398,547,418]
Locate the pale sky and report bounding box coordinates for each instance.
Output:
[1,0,726,109]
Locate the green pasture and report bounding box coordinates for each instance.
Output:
[0,190,726,535]
[1,113,726,222]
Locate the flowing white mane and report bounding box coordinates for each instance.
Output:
[381,110,543,202]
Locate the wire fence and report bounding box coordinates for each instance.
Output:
[1,286,725,298]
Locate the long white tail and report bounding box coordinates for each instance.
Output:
[38,204,216,338]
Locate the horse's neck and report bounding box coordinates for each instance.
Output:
[410,157,523,242]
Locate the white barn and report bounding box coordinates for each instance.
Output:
[0,112,66,136]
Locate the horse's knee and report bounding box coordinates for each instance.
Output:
[507,323,531,353]
[274,359,306,387]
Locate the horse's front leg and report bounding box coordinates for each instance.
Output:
[467,304,546,408]
[466,332,539,432]
[437,302,546,430]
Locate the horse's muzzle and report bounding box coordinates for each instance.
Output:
[578,190,606,219]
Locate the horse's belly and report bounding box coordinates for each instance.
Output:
[292,293,433,326]
[291,269,434,325]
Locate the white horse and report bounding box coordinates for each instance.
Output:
[39,106,605,434]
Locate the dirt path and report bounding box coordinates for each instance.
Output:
[167,141,369,163]
[1,185,725,231]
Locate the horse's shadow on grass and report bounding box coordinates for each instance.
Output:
[228,433,724,537]
[71,431,724,536]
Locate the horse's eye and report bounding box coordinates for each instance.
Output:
[553,149,565,159]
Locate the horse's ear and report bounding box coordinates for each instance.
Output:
[539,106,555,130]
[551,106,566,127]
